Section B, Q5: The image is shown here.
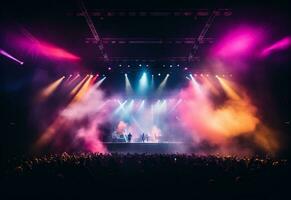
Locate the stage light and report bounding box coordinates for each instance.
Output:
[138,72,148,92]
[177,64,180,67]
[0,49,24,65]
[206,74,209,77]
[138,100,145,110]
[158,73,161,76]
[170,99,182,112]
[217,77,240,100]
[157,74,170,93]
[70,75,89,95]
[108,67,112,70]
[39,76,65,99]
[184,67,188,71]
[125,73,133,94]
[215,75,219,78]
[128,65,130,67]
[91,73,99,83]
[170,65,172,68]
[189,74,200,90]
[73,75,93,101]
[124,99,135,113]
[163,65,165,67]
[139,64,142,67]
[194,74,197,77]
[115,100,128,114]
[66,74,73,81]
[68,74,80,85]
[146,64,149,67]
[200,74,203,77]
[119,64,122,67]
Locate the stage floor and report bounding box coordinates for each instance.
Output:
[104,142,193,153]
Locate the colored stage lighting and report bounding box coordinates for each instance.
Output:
[70,75,89,95]
[261,36,291,56]
[157,74,170,93]
[217,77,240,100]
[92,76,106,89]
[125,73,133,94]
[115,100,128,114]
[189,74,200,90]
[0,49,24,65]
[39,76,65,99]
[68,74,80,85]
[138,72,148,92]
[138,100,145,110]
[126,100,135,113]
[73,75,93,101]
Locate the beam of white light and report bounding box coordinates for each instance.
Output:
[0,49,24,65]
[138,72,148,92]
[85,76,106,98]
[114,100,127,114]
[157,74,169,93]
[189,74,201,90]
[138,100,145,111]
[125,99,135,113]
[125,74,133,94]
[170,99,183,112]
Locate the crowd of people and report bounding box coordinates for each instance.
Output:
[1,153,290,199]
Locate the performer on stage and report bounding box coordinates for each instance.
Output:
[127,132,132,143]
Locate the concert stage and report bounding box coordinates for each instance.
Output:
[104,142,193,154]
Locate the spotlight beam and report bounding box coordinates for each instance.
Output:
[157,74,169,93]
[138,72,148,93]
[70,75,89,95]
[125,74,133,94]
[39,76,65,100]
[0,49,24,65]
[217,77,240,100]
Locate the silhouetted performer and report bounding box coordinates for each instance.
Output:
[127,132,132,143]
[141,133,145,143]
[145,134,149,142]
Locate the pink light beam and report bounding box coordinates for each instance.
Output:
[261,36,291,57]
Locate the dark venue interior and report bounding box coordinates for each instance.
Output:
[1,0,291,199]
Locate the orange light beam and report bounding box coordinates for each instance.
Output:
[70,75,89,95]
[39,76,65,99]
[217,77,241,100]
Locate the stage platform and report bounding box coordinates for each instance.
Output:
[104,142,193,154]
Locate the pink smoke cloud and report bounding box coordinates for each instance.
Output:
[116,121,127,134]
[212,26,264,59]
